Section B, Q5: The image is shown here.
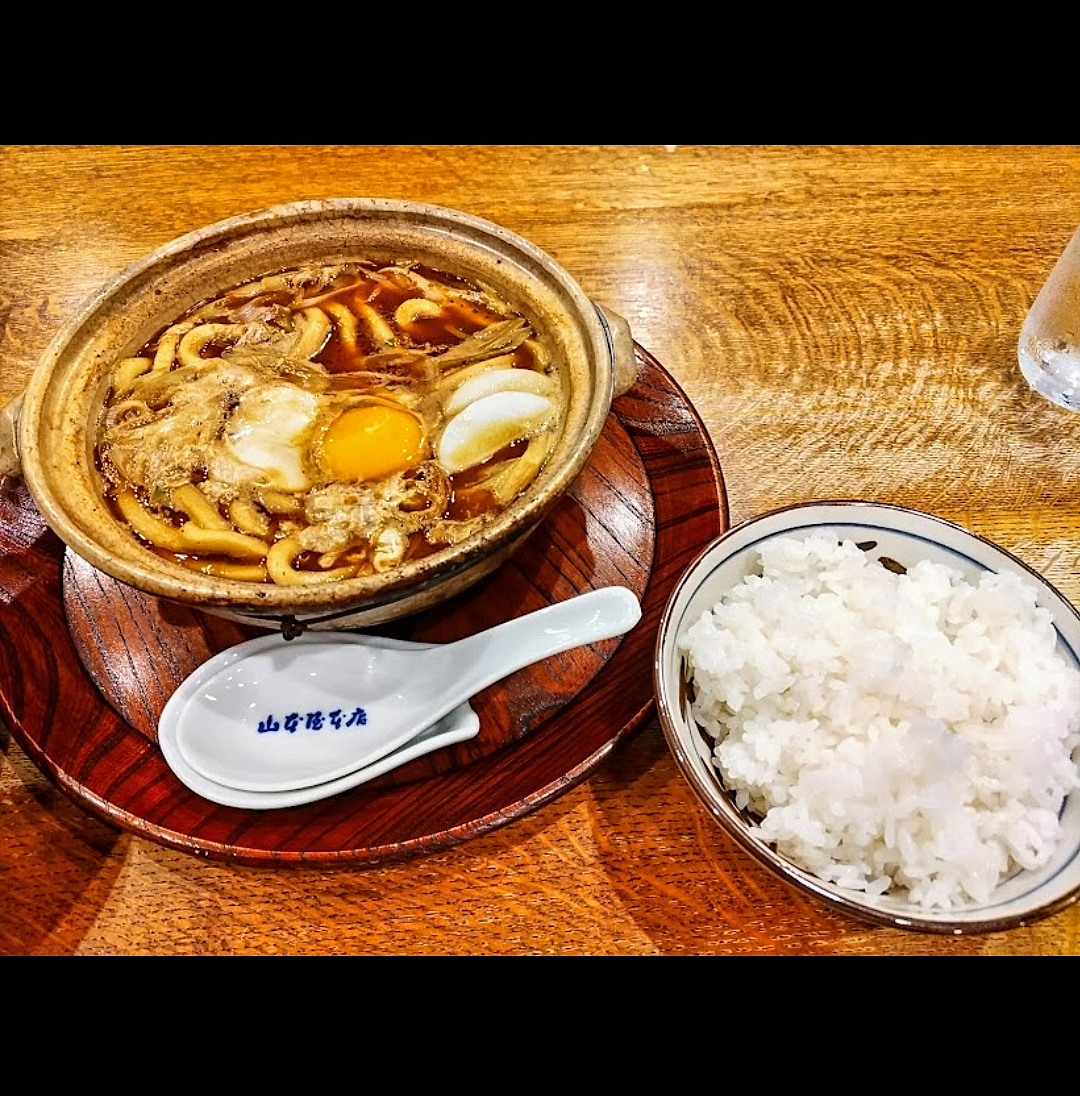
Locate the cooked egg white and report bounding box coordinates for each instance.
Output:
[222,384,322,491]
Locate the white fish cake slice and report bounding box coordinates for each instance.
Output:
[442,368,557,417]
[437,390,555,474]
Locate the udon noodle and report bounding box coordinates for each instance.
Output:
[95,260,564,585]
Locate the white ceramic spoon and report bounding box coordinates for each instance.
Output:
[167,585,641,794]
[158,636,481,810]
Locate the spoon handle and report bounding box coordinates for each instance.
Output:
[420,585,641,712]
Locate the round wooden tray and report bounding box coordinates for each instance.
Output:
[0,346,727,865]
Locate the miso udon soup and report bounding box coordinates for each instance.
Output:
[94,260,565,586]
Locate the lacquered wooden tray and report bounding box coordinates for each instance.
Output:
[0,347,727,865]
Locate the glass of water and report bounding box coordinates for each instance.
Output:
[1019,225,1080,409]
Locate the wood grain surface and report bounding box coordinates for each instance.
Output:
[3,144,1080,954]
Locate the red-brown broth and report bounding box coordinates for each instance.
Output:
[95,260,561,585]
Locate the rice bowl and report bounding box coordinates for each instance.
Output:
[654,501,1080,934]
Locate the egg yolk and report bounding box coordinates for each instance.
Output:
[321,403,425,482]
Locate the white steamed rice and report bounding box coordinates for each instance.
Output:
[679,532,1080,909]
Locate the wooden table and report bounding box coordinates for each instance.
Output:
[3,144,1079,955]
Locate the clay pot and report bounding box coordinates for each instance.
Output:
[0,199,635,633]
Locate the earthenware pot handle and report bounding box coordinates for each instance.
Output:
[0,394,23,479]
[595,304,637,398]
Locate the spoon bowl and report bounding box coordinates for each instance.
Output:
[161,694,480,810]
[165,586,641,793]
